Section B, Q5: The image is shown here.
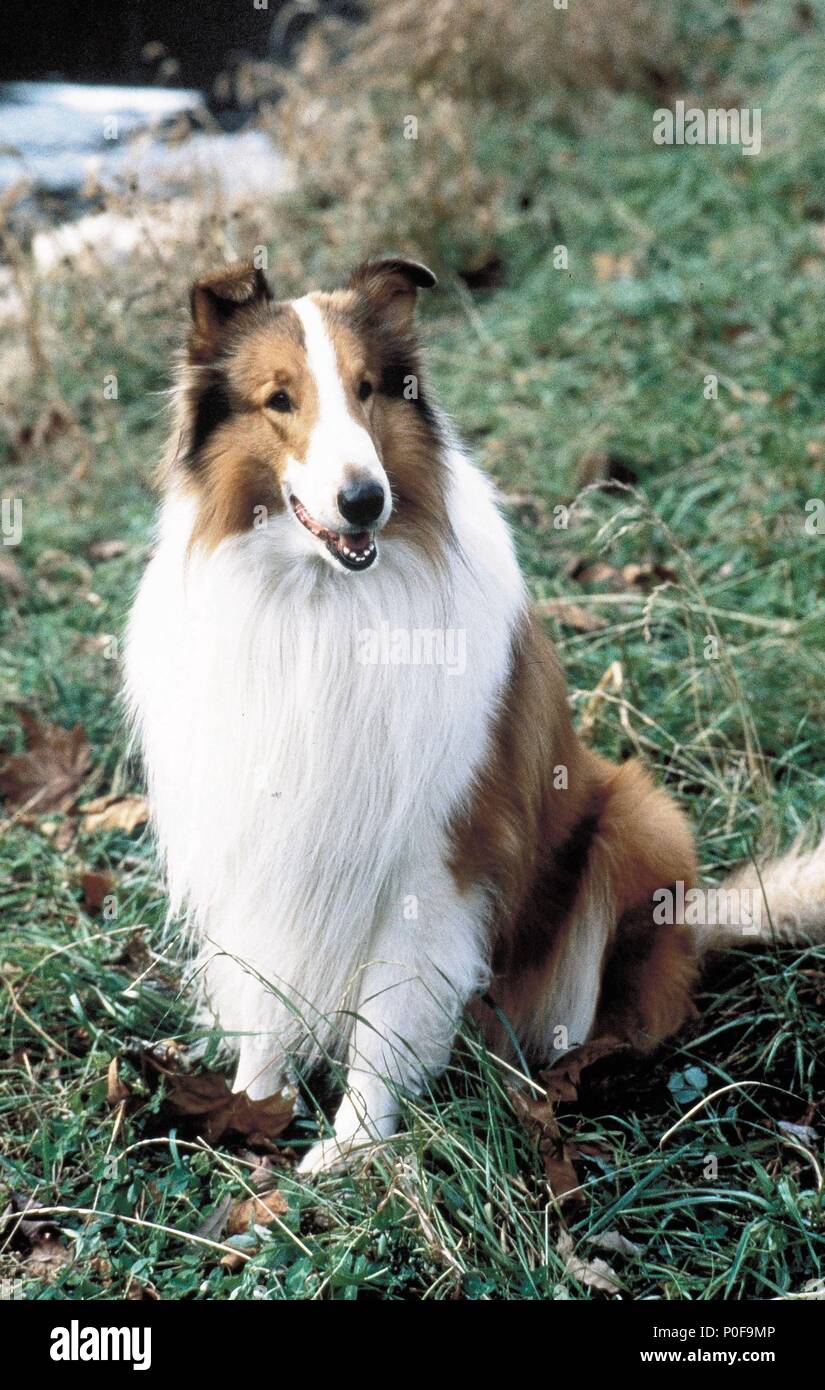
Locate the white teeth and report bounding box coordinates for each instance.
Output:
[335,538,377,566]
[341,543,374,561]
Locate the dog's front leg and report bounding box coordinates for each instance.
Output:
[297,873,489,1176]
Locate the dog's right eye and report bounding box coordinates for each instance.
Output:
[265,389,293,413]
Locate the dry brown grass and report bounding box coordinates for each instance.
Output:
[290,0,679,107]
[263,0,680,275]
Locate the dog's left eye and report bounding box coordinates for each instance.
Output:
[265,389,293,413]
[358,379,373,402]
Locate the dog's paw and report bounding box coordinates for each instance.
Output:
[296,1135,376,1178]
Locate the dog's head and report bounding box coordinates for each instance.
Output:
[174,257,444,572]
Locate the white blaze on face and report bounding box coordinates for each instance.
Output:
[288,295,390,533]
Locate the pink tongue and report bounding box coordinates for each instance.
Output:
[345,530,371,553]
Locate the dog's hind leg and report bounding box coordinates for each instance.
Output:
[486,756,700,1065]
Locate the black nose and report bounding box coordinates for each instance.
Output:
[337,477,386,527]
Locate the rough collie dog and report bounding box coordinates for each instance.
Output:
[125,257,825,1174]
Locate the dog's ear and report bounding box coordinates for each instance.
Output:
[348,257,437,328]
[189,261,272,361]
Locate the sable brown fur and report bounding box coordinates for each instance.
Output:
[455,615,700,1059]
[171,264,450,565]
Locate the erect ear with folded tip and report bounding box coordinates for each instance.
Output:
[348,257,437,328]
[188,261,273,362]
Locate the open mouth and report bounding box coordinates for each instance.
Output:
[289,495,378,572]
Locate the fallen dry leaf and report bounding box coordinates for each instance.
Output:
[777,1120,819,1148]
[575,451,639,489]
[244,1152,280,1190]
[135,1046,296,1144]
[569,1139,612,1158]
[543,1152,582,1206]
[43,817,78,852]
[592,1229,642,1259]
[80,794,149,835]
[564,557,624,588]
[564,556,678,593]
[106,1057,131,1107]
[78,633,118,656]
[799,1277,825,1299]
[195,1195,234,1244]
[88,539,128,562]
[558,1230,621,1295]
[509,1088,583,1208]
[621,561,678,589]
[0,712,91,814]
[35,548,92,592]
[81,869,116,913]
[2,1195,73,1279]
[226,1189,288,1236]
[537,599,608,633]
[8,406,70,460]
[501,491,552,533]
[511,1038,628,1205]
[126,1280,160,1300]
[110,930,158,981]
[162,1075,296,1145]
[24,1230,73,1277]
[136,1038,187,1067]
[219,1250,247,1272]
[541,1036,627,1105]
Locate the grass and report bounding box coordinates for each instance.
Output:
[1,2,825,1300]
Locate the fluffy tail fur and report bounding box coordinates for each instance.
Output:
[691,833,825,957]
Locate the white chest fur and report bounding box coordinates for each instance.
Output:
[125,449,524,1088]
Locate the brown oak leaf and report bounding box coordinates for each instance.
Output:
[137,1046,296,1144]
[0,712,91,813]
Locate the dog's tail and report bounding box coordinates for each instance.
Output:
[690,832,825,958]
